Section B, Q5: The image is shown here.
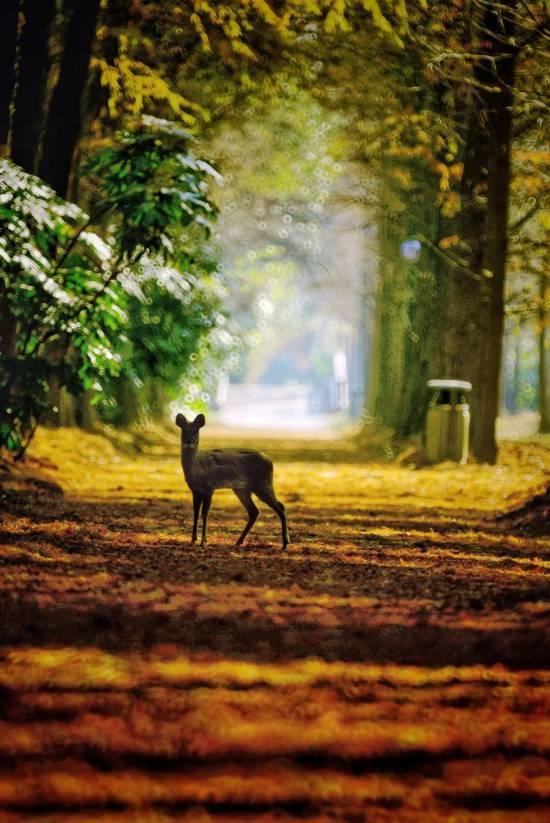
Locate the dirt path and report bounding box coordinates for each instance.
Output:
[0,429,549,821]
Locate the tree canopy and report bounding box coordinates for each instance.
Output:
[0,0,548,461]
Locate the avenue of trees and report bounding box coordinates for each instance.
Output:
[0,0,548,462]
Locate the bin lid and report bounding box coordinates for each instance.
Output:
[427,379,472,391]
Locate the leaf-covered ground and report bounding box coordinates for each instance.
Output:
[1,427,549,821]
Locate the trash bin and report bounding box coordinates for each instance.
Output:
[425,379,472,464]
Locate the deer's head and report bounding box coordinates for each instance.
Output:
[175,413,205,447]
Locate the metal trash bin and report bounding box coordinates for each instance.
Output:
[425,379,472,464]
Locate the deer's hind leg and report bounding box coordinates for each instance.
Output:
[200,490,213,547]
[191,491,202,544]
[255,486,289,548]
[234,489,260,546]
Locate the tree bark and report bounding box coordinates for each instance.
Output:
[0,0,20,155]
[372,208,408,433]
[0,0,20,424]
[10,0,56,173]
[366,225,382,417]
[0,292,17,358]
[438,86,489,397]
[146,379,168,421]
[369,169,446,440]
[113,378,140,427]
[512,323,523,413]
[438,3,517,463]
[400,195,446,438]
[366,68,451,442]
[76,392,97,431]
[539,274,550,433]
[472,46,516,462]
[39,0,101,197]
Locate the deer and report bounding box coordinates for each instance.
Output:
[176,413,290,549]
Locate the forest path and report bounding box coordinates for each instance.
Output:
[0,429,549,821]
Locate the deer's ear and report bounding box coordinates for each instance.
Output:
[175,413,187,428]
[193,413,206,429]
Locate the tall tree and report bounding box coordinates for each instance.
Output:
[540,272,550,432]
[10,0,56,173]
[0,0,19,154]
[436,0,521,462]
[39,0,101,197]
[311,0,546,461]
[0,0,21,362]
[304,24,455,440]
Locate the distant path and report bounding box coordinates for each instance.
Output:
[216,382,341,431]
[0,429,549,820]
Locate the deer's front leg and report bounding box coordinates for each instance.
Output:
[192,491,202,544]
[200,491,213,547]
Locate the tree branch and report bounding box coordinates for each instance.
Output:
[416,233,483,281]
[513,112,547,137]
[510,200,540,233]
[51,201,114,276]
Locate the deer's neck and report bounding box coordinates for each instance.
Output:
[181,437,199,485]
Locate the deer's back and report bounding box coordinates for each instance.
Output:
[190,449,273,492]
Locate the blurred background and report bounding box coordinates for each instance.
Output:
[0,0,548,462]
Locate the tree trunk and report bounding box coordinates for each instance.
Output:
[0,293,18,442]
[43,381,76,428]
[0,0,20,155]
[400,196,446,438]
[144,378,169,421]
[540,274,550,433]
[498,326,510,417]
[366,229,382,417]
[512,323,523,413]
[113,378,140,427]
[438,4,517,463]
[365,70,452,442]
[39,0,101,197]
[369,169,446,440]
[471,37,517,462]
[372,209,408,432]
[76,392,97,431]
[0,292,17,358]
[10,0,56,173]
[438,90,489,424]
[59,388,77,427]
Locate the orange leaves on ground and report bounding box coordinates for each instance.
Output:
[0,647,549,817]
[1,428,548,820]
[26,427,550,514]
[2,645,549,695]
[0,761,408,810]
